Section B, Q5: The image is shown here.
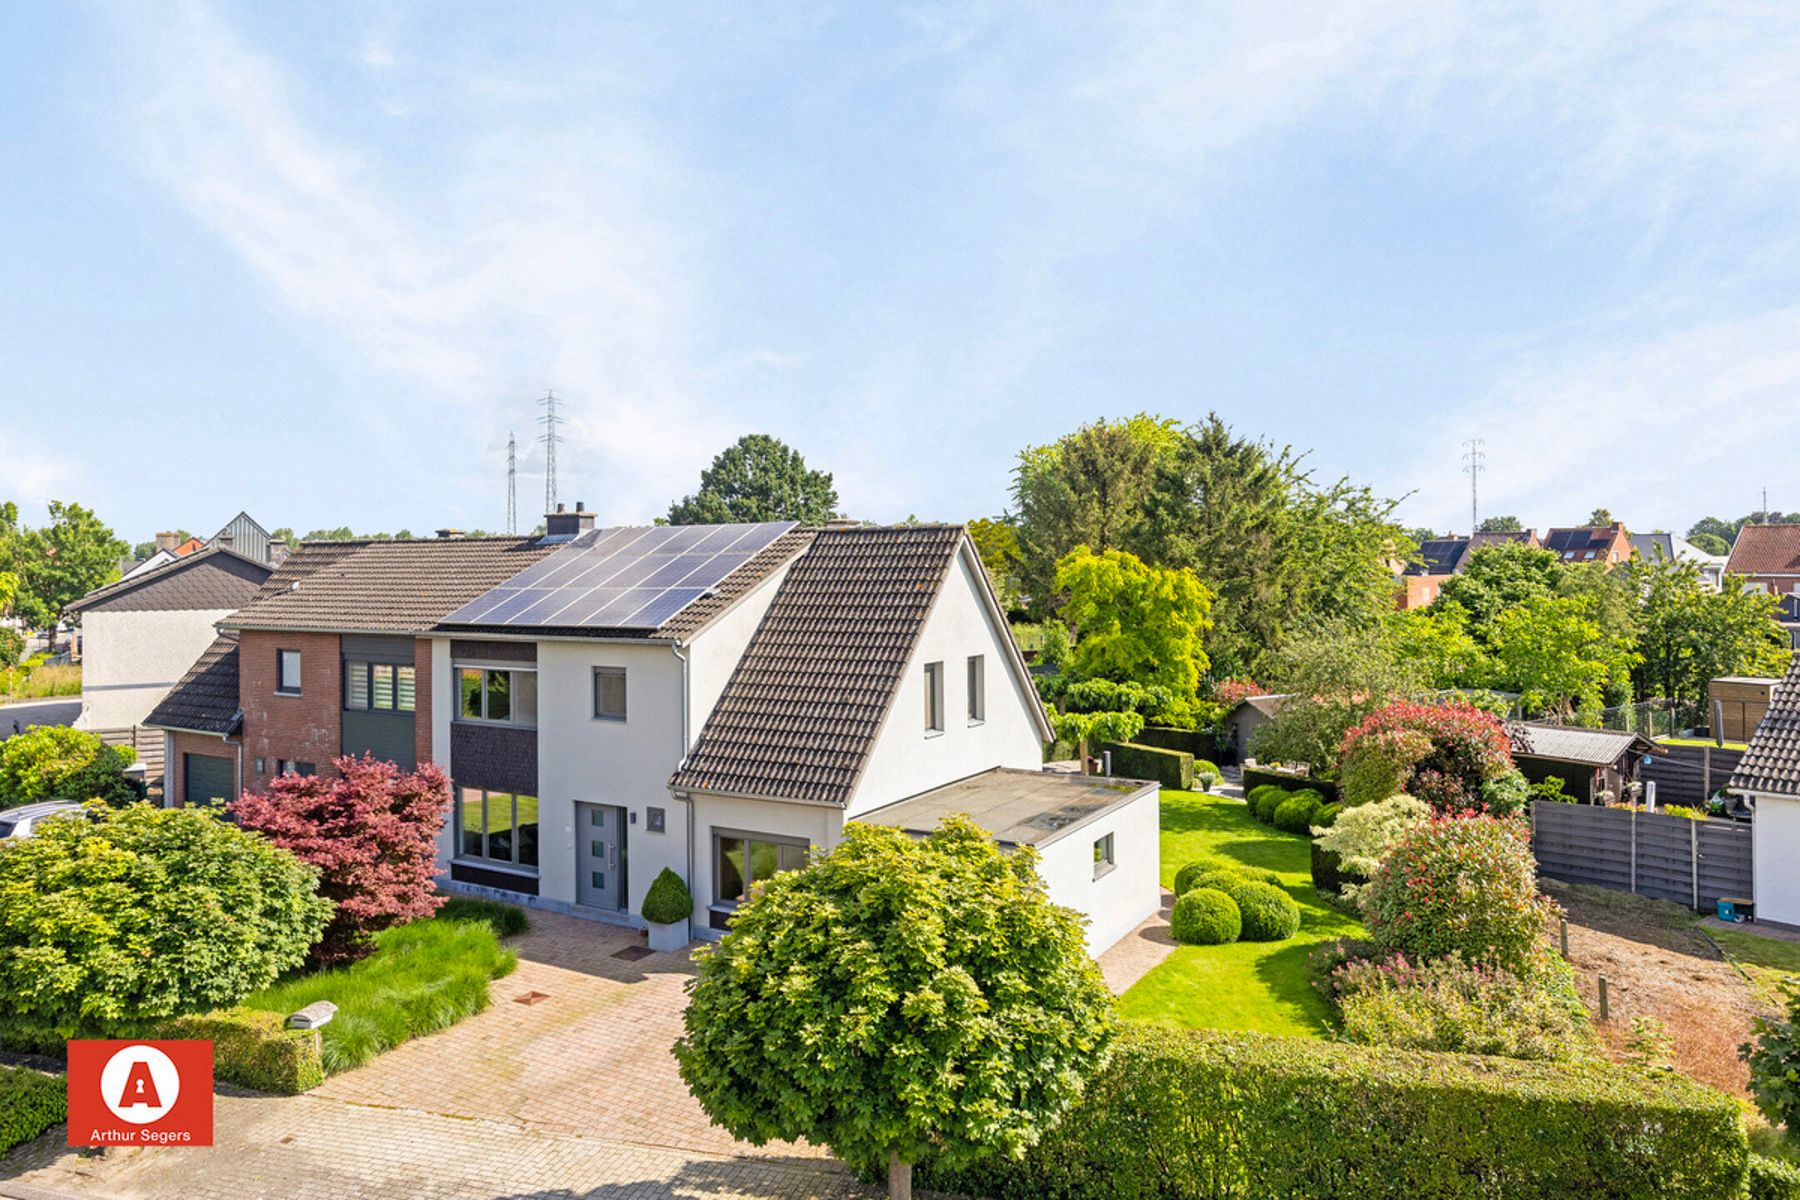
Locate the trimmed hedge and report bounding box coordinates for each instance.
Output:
[0,1064,65,1155]
[1242,767,1339,805]
[1102,741,1194,791]
[1252,787,1290,824]
[1170,889,1241,945]
[920,1026,1749,1200]
[1273,794,1322,834]
[1133,726,1219,759]
[1311,840,1356,896]
[1752,1155,1800,1200]
[1221,879,1301,942]
[1313,802,1344,829]
[0,1006,324,1095]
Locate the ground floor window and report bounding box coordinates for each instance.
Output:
[1093,831,1116,878]
[458,786,539,870]
[715,832,809,904]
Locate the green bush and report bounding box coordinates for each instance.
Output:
[1178,865,1284,898]
[1744,977,1800,1133]
[1242,767,1339,805]
[1101,741,1194,790]
[1751,1155,1800,1200]
[1193,759,1221,791]
[0,803,331,1031]
[642,867,694,925]
[0,1064,65,1154]
[920,1026,1749,1200]
[1171,888,1241,945]
[1273,794,1322,834]
[1173,858,1227,896]
[1221,879,1301,942]
[0,1006,326,1095]
[436,895,530,937]
[1310,840,1351,895]
[0,724,140,807]
[1253,786,1291,824]
[1312,802,1343,829]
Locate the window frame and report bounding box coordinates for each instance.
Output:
[454,785,541,874]
[1093,831,1116,879]
[275,649,302,695]
[712,829,810,907]
[276,760,316,778]
[966,654,986,724]
[924,660,945,735]
[343,658,417,713]
[454,663,538,728]
[593,666,628,723]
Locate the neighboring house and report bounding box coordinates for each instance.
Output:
[1727,523,1800,598]
[1219,693,1292,765]
[1397,529,1540,609]
[65,543,273,732]
[149,512,1159,954]
[1506,722,1664,804]
[1630,532,1728,590]
[1733,654,1800,922]
[145,632,244,808]
[1542,523,1633,567]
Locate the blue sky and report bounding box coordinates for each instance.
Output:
[3,3,1798,544]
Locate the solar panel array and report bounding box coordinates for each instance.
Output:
[442,521,797,630]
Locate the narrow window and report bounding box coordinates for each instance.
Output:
[924,661,944,733]
[276,649,302,694]
[460,667,485,718]
[967,654,986,724]
[395,665,417,712]
[594,667,627,721]
[1094,832,1116,879]
[344,661,370,709]
[485,669,512,722]
[372,663,395,709]
[458,786,485,858]
[645,805,666,834]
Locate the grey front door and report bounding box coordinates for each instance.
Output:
[576,803,625,909]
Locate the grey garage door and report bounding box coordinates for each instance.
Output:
[184,753,234,808]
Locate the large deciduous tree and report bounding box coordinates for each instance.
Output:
[1477,515,1523,533]
[9,501,128,632]
[666,434,838,525]
[966,516,1023,611]
[1431,541,1564,641]
[1630,559,1790,706]
[1054,546,1212,702]
[230,756,452,964]
[675,818,1115,1199]
[1252,622,1427,772]
[1488,593,1638,722]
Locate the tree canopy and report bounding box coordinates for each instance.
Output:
[667,434,839,525]
[1,500,129,630]
[1477,515,1523,533]
[675,818,1114,1195]
[1629,558,1789,706]
[1054,546,1212,703]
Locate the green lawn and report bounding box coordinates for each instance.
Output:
[1118,788,1362,1038]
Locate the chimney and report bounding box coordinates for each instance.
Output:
[269,537,289,566]
[435,528,465,540]
[217,532,235,550]
[544,500,595,538]
[154,531,179,553]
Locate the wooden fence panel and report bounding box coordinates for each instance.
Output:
[96,725,165,800]
[1529,800,1752,912]
[1640,744,1746,807]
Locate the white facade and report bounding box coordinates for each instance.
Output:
[77,608,240,730]
[1753,793,1800,923]
[1032,790,1163,956]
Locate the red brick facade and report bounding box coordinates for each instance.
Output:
[238,629,343,794]
[166,731,238,808]
[415,637,435,768]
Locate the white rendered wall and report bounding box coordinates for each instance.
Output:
[846,549,1045,818]
[688,793,845,929]
[78,609,236,730]
[1031,789,1163,956]
[1754,792,1800,923]
[685,559,798,736]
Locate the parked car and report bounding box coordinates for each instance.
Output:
[0,800,87,839]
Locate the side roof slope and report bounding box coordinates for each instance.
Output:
[145,632,242,735]
[1733,655,1800,798]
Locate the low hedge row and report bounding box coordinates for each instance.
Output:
[0,1006,324,1095]
[1132,726,1220,760]
[1241,766,1339,804]
[0,1064,66,1155]
[1101,741,1193,790]
[920,1026,1747,1200]
[1752,1155,1800,1200]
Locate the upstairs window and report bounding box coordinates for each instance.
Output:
[458,666,538,727]
[345,660,417,712]
[276,649,302,695]
[924,661,944,733]
[967,654,986,724]
[593,667,627,722]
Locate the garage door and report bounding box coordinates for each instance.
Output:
[184,753,235,808]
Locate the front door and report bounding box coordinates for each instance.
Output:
[576,803,625,909]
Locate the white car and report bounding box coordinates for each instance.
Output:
[0,800,87,839]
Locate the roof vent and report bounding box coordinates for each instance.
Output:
[435,528,465,540]
[823,517,864,530]
[543,504,596,540]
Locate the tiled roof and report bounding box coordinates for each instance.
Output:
[145,633,242,735]
[1733,655,1800,797]
[67,546,272,614]
[671,524,966,806]
[1506,722,1660,768]
[223,538,556,635]
[1727,524,1800,577]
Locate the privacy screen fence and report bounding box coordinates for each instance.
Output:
[1530,800,1752,913]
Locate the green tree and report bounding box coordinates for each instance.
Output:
[13,501,129,631]
[1686,531,1731,556]
[1054,546,1213,702]
[1489,594,1638,722]
[1432,541,1564,643]
[1478,515,1524,533]
[675,818,1115,1198]
[1382,605,1488,689]
[1050,708,1146,773]
[0,726,140,807]
[1012,415,1179,612]
[1688,516,1738,545]
[967,516,1023,610]
[1630,559,1790,705]
[0,804,331,1032]
[1252,623,1426,772]
[667,434,838,525]
[1586,508,1616,527]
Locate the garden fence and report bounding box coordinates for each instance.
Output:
[1530,800,1751,913]
[1639,743,1745,807]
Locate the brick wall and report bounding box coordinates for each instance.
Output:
[415,637,434,769]
[239,629,343,793]
[166,731,237,808]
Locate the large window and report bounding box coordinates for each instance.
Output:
[276,649,302,694]
[593,667,627,722]
[457,786,539,870]
[715,833,809,905]
[924,661,944,733]
[458,666,537,726]
[967,654,986,724]
[345,659,416,712]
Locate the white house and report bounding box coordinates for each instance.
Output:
[1736,655,1800,923]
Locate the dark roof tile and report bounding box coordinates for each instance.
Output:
[145,633,242,735]
[1733,655,1800,797]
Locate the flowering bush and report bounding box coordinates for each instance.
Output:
[1212,678,1262,707]
[1361,814,1558,974]
[1313,794,1431,889]
[1327,950,1592,1062]
[1338,700,1513,813]
[230,756,452,964]
[1340,728,1431,808]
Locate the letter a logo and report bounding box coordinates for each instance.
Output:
[99,1045,179,1124]
[119,1060,162,1108]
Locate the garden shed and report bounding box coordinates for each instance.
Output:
[1218,693,1291,765]
[1506,723,1664,804]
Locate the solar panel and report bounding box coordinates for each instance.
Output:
[440,520,797,631]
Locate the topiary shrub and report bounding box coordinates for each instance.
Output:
[1174,857,1231,896]
[1181,865,1285,898]
[1312,802,1344,829]
[1220,879,1301,942]
[1245,784,1284,822]
[642,867,694,925]
[1273,794,1322,835]
[1170,888,1241,945]
[1363,814,1558,974]
[1253,787,1291,824]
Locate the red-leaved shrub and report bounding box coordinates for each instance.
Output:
[1338,700,1512,812]
[230,755,452,963]
[1213,678,1263,707]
